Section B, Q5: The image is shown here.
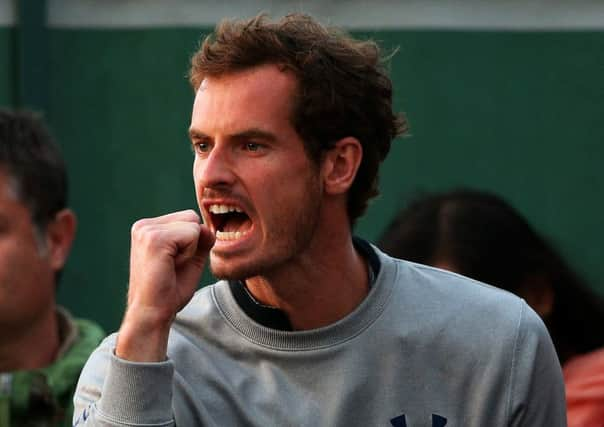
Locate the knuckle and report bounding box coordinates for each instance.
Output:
[184,209,200,222]
[131,218,149,235]
[139,228,162,247]
[131,220,162,247]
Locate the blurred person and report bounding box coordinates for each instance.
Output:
[73,14,565,426]
[378,188,604,427]
[0,109,105,426]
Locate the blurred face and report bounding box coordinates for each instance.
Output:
[190,64,323,279]
[433,260,460,274]
[0,169,55,330]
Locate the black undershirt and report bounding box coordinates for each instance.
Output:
[228,237,381,331]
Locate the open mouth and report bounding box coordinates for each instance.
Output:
[208,204,253,241]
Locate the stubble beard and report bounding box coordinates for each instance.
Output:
[209,177,322,282]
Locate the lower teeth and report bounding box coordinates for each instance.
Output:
[216,230,247,240]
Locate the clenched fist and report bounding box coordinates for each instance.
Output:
[116,210,215,361]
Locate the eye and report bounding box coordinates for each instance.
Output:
[245,142,260,152]
[195,142,210,154]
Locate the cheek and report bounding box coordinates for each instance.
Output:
[192,157,200,183]
[192,161,203,198]
[261,164,320,208]
[268,154,315,185]
[0,242,47,297]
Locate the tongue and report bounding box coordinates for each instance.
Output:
[222,214,252,233]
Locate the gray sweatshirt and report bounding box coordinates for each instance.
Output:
[73,248,566,426]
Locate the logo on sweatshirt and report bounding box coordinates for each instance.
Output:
[390,413,447,427]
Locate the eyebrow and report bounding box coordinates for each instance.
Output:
[232,129,277,142]
[188,128,278,143]
[188,129,209,140]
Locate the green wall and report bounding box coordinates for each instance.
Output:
[40,28,604,332]
[0,27,14,106]
[358,30,604,290]
[49,29,208,330]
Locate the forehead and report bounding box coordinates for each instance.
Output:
[190,65,298,134]
[0,169,31,222]
[0,169,19,202]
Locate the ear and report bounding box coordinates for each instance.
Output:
[44,208,77,271]
[518,274,554,319]
[321,137,363,195]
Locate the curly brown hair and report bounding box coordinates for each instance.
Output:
[190,13,407,225]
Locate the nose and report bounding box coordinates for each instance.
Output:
[194,142,236,190]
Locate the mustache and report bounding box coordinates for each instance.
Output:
[201,187,253,213]
[202,187,237,199]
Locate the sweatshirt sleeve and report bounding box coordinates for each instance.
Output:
[72,334,175,426]
[508,302,567,426]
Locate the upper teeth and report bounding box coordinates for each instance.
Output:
[209,204,243,214]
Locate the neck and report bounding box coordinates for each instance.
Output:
[0,307,60,372]
[245,219,369,330]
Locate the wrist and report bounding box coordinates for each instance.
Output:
[116,307,174,362]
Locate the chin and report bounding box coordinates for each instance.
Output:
[209,251,289,281]
[209,257,259,281]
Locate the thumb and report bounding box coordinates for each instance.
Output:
[196,224,215,257]
[174,225,215,292]
[176,225,215,310]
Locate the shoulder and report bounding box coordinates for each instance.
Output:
[374,246,548,349]
[376,247,566,422]
[565,347,604,425]
[565,347,604,379]
[46,308,106,384]
[377,246,525,314]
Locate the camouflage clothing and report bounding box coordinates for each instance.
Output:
[0,308,104,427]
